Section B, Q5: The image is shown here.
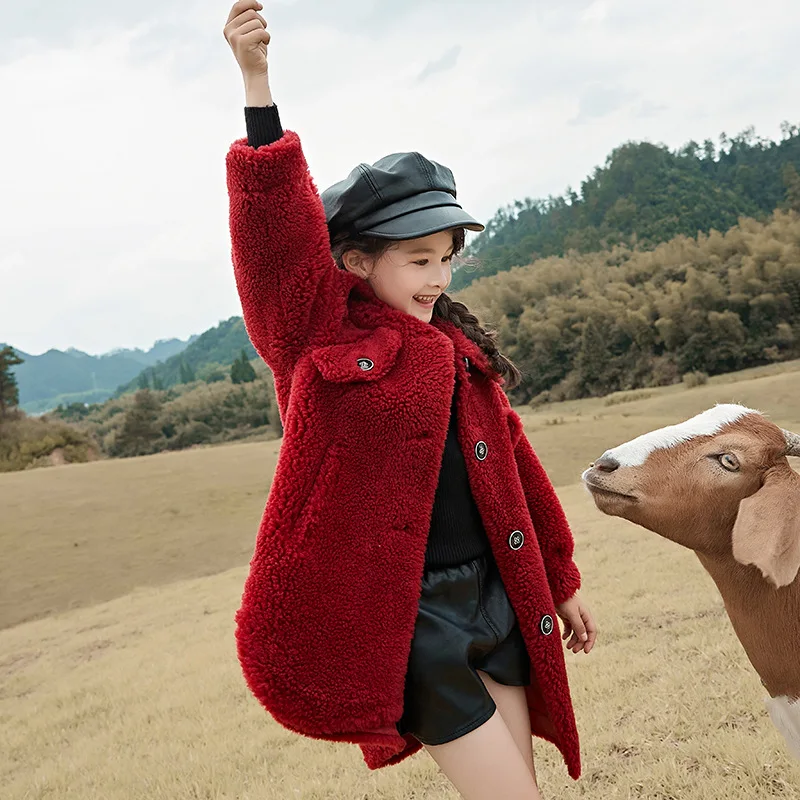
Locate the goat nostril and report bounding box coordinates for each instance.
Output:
[594,455,620,473]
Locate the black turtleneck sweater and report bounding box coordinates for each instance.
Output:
[243,104,490,568]
[425,389,491,566]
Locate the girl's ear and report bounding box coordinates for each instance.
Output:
[341,249,361,276]
[341,249,371,279]
[732,464,800,588]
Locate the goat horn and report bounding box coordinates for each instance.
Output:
[782,428,800,456]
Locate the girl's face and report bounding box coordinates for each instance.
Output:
[342,230,456,322]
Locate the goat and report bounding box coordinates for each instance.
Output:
[581,404,800,759]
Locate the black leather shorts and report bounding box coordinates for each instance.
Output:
[396,552,531,745]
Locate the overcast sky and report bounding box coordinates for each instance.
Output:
[2,0,798,355]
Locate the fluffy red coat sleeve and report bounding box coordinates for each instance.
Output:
[226,130,341,374]
[514,432,582,606]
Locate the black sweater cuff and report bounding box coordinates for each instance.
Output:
[245,104,284,148]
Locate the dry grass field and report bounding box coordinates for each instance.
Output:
[3,359,800,799]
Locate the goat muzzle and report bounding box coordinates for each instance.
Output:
[782,428,800,457]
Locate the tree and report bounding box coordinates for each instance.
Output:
[0,346,24,420]
[574,314,613,396]
[783,163,800,213]
[198,363,227,383]
[231,349,257,384]
[113,389,162,457]
[179,358,195,384]
[53,401,91,421]
[137,371,150,390]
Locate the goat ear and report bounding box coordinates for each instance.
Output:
[732,465,800,588]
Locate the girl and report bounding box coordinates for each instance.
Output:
[223,4,597,798]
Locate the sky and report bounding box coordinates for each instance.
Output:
[1,0,798,356]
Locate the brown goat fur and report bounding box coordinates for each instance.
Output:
[582,405,800,758]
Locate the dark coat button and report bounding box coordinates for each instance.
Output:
[357,358,374,371]
[464,356,470,371]
[540,614,554,636]
[474,441,487,460]
[508,530,524,550]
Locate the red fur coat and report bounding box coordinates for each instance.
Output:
[226,130,583,779]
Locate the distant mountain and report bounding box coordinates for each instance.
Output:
[115,316,256,395]
[104,338,192,366]
[6,337,196,415]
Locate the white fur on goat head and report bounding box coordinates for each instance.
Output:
[603,404,758,467]
[582,403,800,589]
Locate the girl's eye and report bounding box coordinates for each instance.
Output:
[718,453,740,472]
[414,255,453,266]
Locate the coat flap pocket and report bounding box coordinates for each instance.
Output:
[310,327,402,382]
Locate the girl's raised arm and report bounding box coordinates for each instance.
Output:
[224,1,340,375]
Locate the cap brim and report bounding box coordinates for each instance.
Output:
[355,191,484,240]
[360,208,484,239]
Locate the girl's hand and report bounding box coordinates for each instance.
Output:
[224,0,271,80]
[555,593,597,654]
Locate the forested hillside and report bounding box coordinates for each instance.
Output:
[455,123,800,291]
[457,209,800,403]
[115,317,257,396]
[1,342,273,470]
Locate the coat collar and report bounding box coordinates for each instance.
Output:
[340,270,503,384]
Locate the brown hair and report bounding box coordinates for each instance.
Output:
[330,228,522,390]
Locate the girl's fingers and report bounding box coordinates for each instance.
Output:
[224,9,267,47]
[227,0,263,25]
[242,28,270,46]
[231,19,270,54]
[577,608,596,653]
[230,9,267,31]
[569,611,588,642]
[237,18,267,38]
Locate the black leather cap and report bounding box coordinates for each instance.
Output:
[321,151,484,240]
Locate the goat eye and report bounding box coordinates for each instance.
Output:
[718,453,740,472]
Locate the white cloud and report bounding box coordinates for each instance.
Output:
[417,45,462,82]
[1,0,799,354]
[581,1,609,23]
